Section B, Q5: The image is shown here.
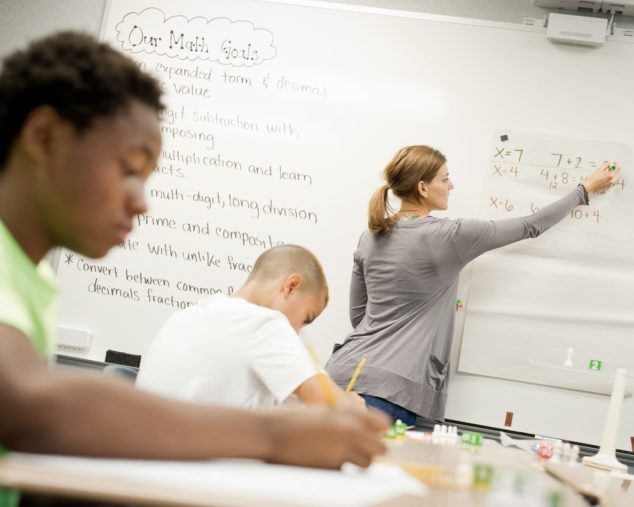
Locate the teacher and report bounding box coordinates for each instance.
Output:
[325,145,619,425]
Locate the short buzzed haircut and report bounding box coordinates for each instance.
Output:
[248,245,329,304]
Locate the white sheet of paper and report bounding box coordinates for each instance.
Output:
[4,453,426,507]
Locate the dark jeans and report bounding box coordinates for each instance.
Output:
[361,394,417,426]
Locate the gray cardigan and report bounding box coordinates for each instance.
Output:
[325,186,587,420]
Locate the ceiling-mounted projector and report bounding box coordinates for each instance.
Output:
[546,13,608,45]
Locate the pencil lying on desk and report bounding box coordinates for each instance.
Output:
[345,355,367,393]
[306,344,337,406]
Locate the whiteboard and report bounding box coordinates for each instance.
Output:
[459,129,634,396]
[55,0,634,448]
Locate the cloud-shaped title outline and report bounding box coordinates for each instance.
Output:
[115,7,277,66]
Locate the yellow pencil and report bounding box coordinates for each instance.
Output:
[345,355,367,393]
[306,344,337,406]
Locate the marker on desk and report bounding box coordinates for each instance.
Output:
[346,355,367,393]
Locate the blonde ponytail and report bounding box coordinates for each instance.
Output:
[367,145,447,234]
[368,183,396,234]
[368,145,447,234]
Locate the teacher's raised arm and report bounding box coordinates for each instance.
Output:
[326,145,619,425]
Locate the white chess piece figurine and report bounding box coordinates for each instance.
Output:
[563,348,574,368]
[440,425,448,444]
[582,368,628,472]
[445,426,456,445]
[432,424,441,443]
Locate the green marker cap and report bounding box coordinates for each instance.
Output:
[610,164,617,171]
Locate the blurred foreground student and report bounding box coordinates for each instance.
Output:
[0,31,389,507]
[138,245,363,409]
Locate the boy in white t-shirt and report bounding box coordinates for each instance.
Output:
[137,245,358,409]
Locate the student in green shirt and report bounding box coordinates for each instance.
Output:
[0,32,388,506]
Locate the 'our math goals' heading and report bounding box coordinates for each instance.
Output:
[115,8,277,67]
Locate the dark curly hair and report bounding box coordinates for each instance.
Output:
[0,31,164,169]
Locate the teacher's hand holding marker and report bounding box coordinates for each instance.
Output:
[585,160,620,194]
